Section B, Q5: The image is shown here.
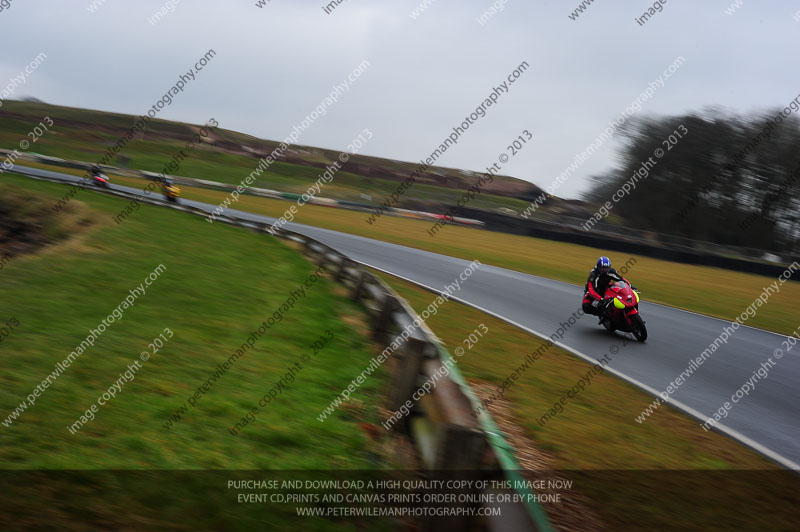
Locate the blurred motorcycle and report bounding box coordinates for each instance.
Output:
[162,179,181,203]
[598,281,647,342]
[92,172,110,187]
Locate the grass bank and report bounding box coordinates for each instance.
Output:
[0,175,392,531]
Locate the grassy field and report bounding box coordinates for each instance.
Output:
[375,271,799,532]
[0,100,536,213]
[51,168,799,336]
[0,175,393,531]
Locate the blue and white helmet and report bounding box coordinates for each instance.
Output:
[596,256,611,273]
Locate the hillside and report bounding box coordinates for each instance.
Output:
[0,99,553,214]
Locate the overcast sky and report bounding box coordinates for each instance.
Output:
[2,0,799,198]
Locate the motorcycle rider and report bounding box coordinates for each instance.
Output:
[582,257,635,320]
[88,164,107,184]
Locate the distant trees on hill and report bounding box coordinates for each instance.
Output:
[583,108,800,253]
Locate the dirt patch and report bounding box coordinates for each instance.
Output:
[0,184,98,260]
[470,380,607,532]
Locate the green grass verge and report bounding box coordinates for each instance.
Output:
[0,175,393,531]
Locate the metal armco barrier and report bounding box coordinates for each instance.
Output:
[2,151,483,226]
[11,168,555,532]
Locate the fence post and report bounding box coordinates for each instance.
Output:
[373,293,396,341]
[387,337,427,422]
[434,425,486,470]
[351,269,367,301]
[336,258,350,282]
[316,248,330,268]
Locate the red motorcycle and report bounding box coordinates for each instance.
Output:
[92,172,110,187]
[599,281,647,342]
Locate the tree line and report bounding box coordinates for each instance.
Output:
[583,108,800,254]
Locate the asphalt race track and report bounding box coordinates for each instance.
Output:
[10,163,800,470]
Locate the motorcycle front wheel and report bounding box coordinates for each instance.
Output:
[631,314,647,342]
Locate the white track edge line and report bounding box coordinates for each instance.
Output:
[358,260,800,472]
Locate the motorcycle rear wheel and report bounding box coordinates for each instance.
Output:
[631,314,647,342]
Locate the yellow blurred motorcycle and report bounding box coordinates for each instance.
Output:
[162,178,181,203]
